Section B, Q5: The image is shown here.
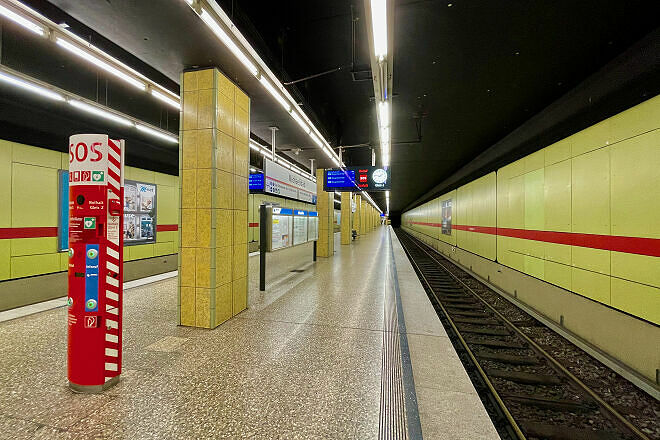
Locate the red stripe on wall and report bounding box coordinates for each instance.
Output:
[408,222,660,258]
[0,227,58,239]
[156,224,178,232]
[249,223,259,227]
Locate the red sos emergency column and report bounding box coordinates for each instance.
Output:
[67,134,124,393]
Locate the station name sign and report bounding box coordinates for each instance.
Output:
[323,166,391,192]
[263,158,317,204]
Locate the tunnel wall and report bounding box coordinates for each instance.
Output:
[0,139,318,310]
[402,94,660,381]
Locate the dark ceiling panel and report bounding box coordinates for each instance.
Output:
[2,0,658,214]
[29,0,343,171]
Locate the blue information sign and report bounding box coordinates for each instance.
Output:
[324,166,390,191]
[325,169,357,189]
[58,170,69,251]
[273,207,293,215]
[308,211,318,217]
[249,173,264,191]
[294,210,307,216]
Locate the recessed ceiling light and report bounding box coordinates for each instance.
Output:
[447,3,453,7]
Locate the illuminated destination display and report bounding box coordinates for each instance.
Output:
[249,173,264,191]
[323,166,390,191]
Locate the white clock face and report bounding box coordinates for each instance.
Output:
[372,168,388,184]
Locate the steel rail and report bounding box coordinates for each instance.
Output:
[402,231,651,440]
[397,234,526,440]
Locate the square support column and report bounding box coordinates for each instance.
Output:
[316,169,334,257]
[354,194,361,237]
[361,199,367,235]
[340,192,352,245]
[178,68,250,329]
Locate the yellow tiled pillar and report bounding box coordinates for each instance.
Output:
[370,207,374,230]
[316,169,334,257]
[179,68,250,329]
[361,199,367,235]
[340,192,352,245]
[354,194,361,237]
[367,205,371,231]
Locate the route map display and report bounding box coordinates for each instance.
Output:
[293,210,308,245]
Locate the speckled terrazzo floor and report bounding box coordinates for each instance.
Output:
[0,231,392,439]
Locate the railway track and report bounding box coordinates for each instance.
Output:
[395,229,656,440]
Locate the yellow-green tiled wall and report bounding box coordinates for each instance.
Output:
[0,140,179,281]
[403,94,660,324]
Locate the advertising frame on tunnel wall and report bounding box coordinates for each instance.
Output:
[441,198,452,235]
[123,180,157,245]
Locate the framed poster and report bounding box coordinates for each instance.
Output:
[271,209,293,250]
[124,180,157,245]
[293,211,308,245]
[307,212,319,241]
[441,199,452,235]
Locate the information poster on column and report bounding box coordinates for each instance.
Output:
[307,212,319,241]
[271,208,293,250]
[293,211,308,245]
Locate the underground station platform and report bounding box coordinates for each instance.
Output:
[0,227,498,439]
[0,0,659,439]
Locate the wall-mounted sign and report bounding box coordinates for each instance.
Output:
[323,166,391,191]
[123,180,156,245]
[249,173,264,192]
[264,158,317,204]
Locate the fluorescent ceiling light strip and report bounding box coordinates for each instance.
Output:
[310,133,323,148]
[69,100,132,126]
[259,76,291,112]
[290,111,310,133]
[3,0,180,108]
[136,124,178,143]
[378,101,389,127]
[0,3,44,35]
[56,38,145,90]
[380,126,390,142]
[151,89,180,109]
[370,0,388,60]
[202,0,338,156]
[0,71,64,101]
[199,9,258,76]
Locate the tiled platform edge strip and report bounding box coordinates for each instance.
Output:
[379,236,407,440]
[388,231,424,440]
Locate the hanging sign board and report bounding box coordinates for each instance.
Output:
[324,166,391,192]
[264,158,317,203]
